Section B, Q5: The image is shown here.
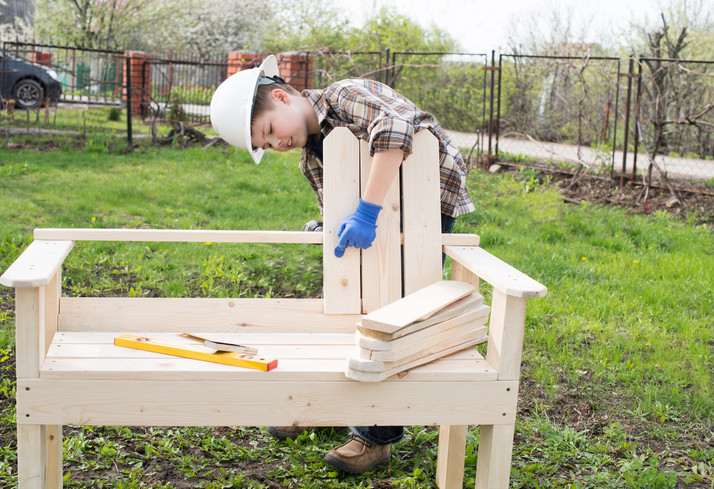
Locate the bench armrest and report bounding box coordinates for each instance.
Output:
[0,240,74,288]
[444,246,547,299]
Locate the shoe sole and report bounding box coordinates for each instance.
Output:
[323,451,391,474]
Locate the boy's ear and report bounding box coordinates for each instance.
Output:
[271,88,291,104]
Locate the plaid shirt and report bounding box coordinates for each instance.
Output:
[300,79,474,218]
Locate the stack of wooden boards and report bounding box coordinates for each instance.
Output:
[346,281,490,382]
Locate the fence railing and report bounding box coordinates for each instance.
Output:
[1,42,712,190]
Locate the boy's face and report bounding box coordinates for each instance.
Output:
[251,89,308,152]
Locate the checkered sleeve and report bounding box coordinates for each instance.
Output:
[299,146,324,215]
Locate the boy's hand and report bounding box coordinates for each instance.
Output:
[334,199,382,257]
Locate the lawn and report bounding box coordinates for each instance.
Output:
[0,140,712,488]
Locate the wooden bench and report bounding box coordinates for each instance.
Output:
[2,129,547,489]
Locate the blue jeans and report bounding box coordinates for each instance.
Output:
[351,213,457,446]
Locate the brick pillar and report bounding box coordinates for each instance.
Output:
[276,52,313,91]
[30,52,53,67]
[123,51,152,117]
[227,52,262,77]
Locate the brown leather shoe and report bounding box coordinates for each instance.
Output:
[266,426,349,440]
[323,434,391,474]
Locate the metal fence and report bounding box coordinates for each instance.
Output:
[1,42,712,190]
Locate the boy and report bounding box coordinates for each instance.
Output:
[210,55,474,474]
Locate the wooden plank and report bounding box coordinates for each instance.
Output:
[444,246,547,298]
[34,228,323,244]
[346,338,489,382]
[17,378,519,426]
[0,240,74,288]
[359,324,488,363]
[46,425,62,489]
[487,289,527,381]
[58,297,361,334]
[42,271,61,357]
[351,333,487,373]
[17,424,44,489]
[33,227,477,246]
[474,424,516,489]
[361,326,488,362]
[360,139,402,313]
[451,260,479,290]
[401,131,443,295]
[53,331,355,345]
[436,425,468,489]
[16,287,42,378]
[41,355,497,382]
[323,127,362,314]
[357,306,489,351]
[358,292,485,341]
[47,341,355,360]
[361,280,476,334]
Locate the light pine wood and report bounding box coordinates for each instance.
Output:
[42,355,497,382]
[451,260,480,291]
[34,227,479,246]
[360,139,402,313]
[358,306,489,351]
[436,425,468,489]
[360,325,488,362]
[17,378,518,426]
[487,289,527,381]
[58,297,361,333]
[34,228,323,244]
[474,424,516,489]
[361,280,476,334]
[323,127,362,314]
[401,131,443,294]
[445,246,547,298]
[16,288,42,378]
[17,424,45,489]
[358,292,485,341]
[43,271,61,357]
[46,425,62,489]
[346,338,490,382]
[0,240,73,288]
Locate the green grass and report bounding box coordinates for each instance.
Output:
[0,142,712,488]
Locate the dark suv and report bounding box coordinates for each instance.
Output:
[0,50,62,109]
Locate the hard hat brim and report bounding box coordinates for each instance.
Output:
[210,55,280,164]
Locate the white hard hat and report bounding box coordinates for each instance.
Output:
[210,55,280,164]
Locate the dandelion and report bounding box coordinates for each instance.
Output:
[634,260,640,264]
[581,256,587,262]
[205,242,213,246]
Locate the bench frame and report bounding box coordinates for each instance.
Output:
[2,130,546,489]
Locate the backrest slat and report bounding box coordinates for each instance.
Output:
[323,128,362,314]
[401,131,443,295]
[360,140,402,314]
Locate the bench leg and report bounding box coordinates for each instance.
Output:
[436,425,467,489]
[18,424,63,489]
[474,424,515,489]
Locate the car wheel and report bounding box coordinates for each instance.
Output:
[13,79,44,109]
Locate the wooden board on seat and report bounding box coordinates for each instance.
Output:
[360,280,476,334]
[42,332,498,383]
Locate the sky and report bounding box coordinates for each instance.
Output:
[328,0,664,53]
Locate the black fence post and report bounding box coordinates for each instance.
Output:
[125,55,133,147]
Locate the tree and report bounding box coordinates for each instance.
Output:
[33,0,273,56]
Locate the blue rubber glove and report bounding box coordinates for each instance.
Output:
[334,199,382,257]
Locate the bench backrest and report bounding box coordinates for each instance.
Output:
[322,128,443,315]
